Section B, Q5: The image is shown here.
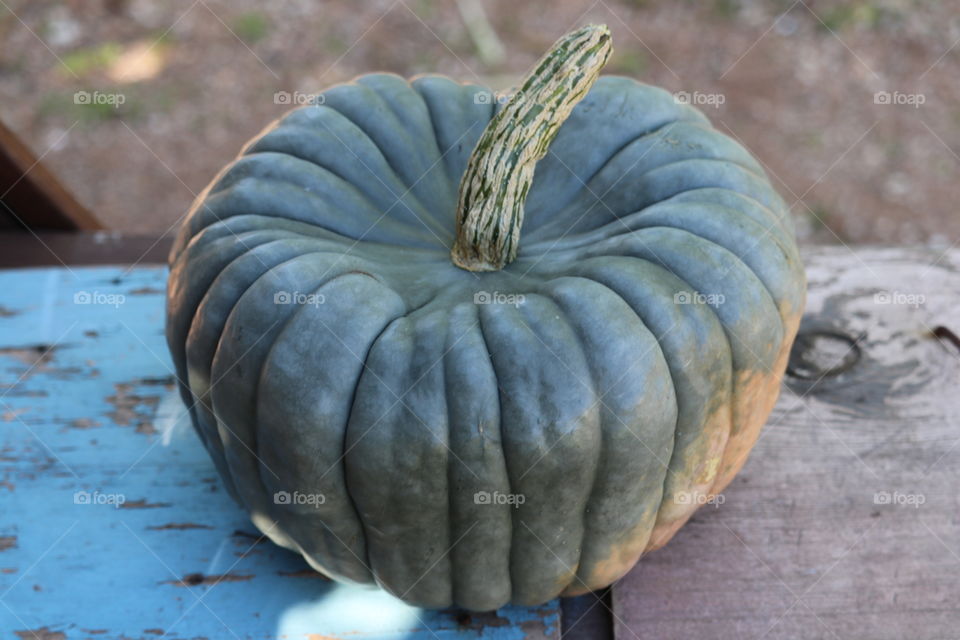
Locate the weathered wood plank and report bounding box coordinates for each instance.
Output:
[0,232,173,268]
[0,266,561,640]
[613,246,960,640]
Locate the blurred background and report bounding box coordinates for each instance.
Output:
[1,0,957,246]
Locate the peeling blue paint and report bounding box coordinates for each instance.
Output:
[0,266,560,640]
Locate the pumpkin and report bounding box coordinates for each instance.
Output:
[166,25,805,611]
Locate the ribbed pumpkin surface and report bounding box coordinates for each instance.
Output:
[166,73,805,610]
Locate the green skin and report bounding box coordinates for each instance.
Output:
[166,72,806,611]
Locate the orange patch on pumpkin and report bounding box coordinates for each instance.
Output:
[643,303,804,552]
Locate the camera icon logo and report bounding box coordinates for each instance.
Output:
[473,91,494,105]
[874,91,891,105]
[274,491,292,505]
[74,291,92,304]
[74,90,91,104]
[73,490,91,504]
[474,491,491,505]
[274,291,292,304]
[474,291,491,305]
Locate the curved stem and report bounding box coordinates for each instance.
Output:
[450,24,613,272]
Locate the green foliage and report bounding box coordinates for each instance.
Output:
[413,0,437,20]
[38,89,145,125]
[232,12,269,44]
[60,42,122,77]
[610,49,648,75]
[712,0,740,20]
[817,3,882,32]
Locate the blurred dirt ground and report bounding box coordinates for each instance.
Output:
[1,0,958,246]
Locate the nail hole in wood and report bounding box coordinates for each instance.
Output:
[787,329,862,380]
[930,326,960,352]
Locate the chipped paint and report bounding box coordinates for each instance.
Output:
[0,345,89,391]
[14,628,65,640]
[66,418,100,429]
[146,523,213,530]
[119,499,172,509]
[128,286,165,296]
[105,382,161,434]
[163,572,255,586]
[2,408,28,422]
[0,344,56,367]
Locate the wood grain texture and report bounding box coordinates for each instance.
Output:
[0,266,560,640]
[0,119,101,231]
[614,246,960,640]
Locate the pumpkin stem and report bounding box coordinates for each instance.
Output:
[451,24,612,272]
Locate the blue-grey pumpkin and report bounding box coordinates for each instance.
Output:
[166,26,805,611]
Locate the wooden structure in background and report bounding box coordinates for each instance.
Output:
[0,118,101,231]
[0,231,172,267]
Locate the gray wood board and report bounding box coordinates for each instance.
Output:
[613,246,960,640]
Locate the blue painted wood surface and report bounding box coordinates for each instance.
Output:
[0,266,561,640]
